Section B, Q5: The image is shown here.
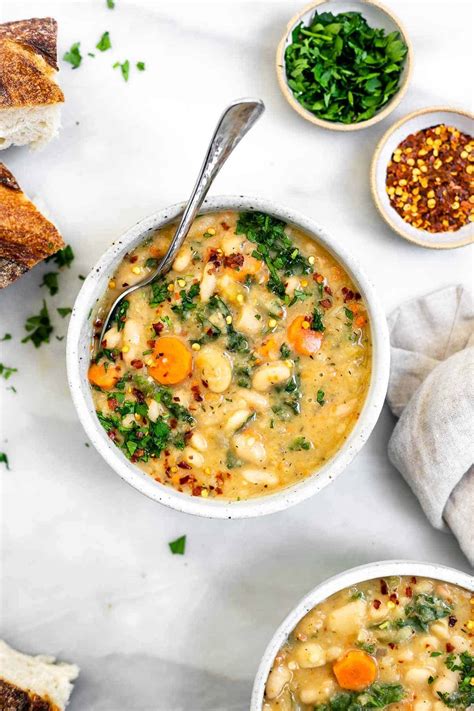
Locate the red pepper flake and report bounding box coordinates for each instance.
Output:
[108,430,118,441]
[129,255,138,263]
[446,643,455,653]
[389,593,399,605]
[373,599,381,609]
[448,616,457,627]
[343,289,355,303]
[320,298,332,309]
[130,359,143,369]
[107,397,118,410]
[179,475,190,485]
[191,384,203,402]
[221,221,230,230]
[411,576,417,584]
[388,643,396,649]
[169,418,178,429]
[133,388,145,403]
[386,124,473,234]
[223,253,245,269]
[152,322,163,335]
[324,285,332,296]
[313,272,324,284]
[178,461,192,470]
[380,580,389,595]
[192,485,202,496]
[405,587,413,598]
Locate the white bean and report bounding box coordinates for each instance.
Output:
[147,399,165,422]
[294,641,326,669]
[431,620,450,640]
[242,467,278,486]
[189,431,208,452]
[236,389,269,412]
[325,646,343,662]
[200,262,217,302]
[265,665,291,700]
[405,667,435,686]
[284,276,301,297]
[172,246,192,272]
[195,346,232,393]
[222,234,244,256]
[413,702,432,711]
[102,325,122,349]
[235,304,261,335]
[252,361,291,392]
[432,670,459,696]
[224,409,251,434]
[233,432,266,464]
[327,600,366,636]
[122,318,141,363]
[182,447,204,468]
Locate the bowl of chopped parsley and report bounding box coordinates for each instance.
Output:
[276,0,412,130]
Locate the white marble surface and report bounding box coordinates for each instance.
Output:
[0,0,472,709]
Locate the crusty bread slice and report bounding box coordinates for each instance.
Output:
[0,18,64,150]
[0,639,79,710]
[0,162,64,288]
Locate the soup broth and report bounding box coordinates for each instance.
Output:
[89,211,372,500]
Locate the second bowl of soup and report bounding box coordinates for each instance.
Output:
[67,196,389,518]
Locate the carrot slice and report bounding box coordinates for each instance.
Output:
[287,315,323,356]
[333,650,377,691]
[88,362,120,390]
[148,336,193,385]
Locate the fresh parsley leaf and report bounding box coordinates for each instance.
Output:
[169,535,186,555]
[0,363,17,380]
[171,283,200,320]
[96,31,112,51]
[289,436,311,451]
[57,307,72,318]
[40,272,59,296]
[106,0,115,7]
[1,333,11,341]
[226,450,242,469]
[311,307,325,332]
[400,593,452,632]
[280,343,291,358]
[315,683,405,710]
[136,61,145,71]
[46,245,75,268]
[22,301,53,347]
[149,280,169,306]
[284,11,408,124]
[113,299,129,331]
[113,59,130,81]
[438,652,474,708]
[317,389,325,406]
[0,452,9,470]
[344,306,354,322]
[63,42,82,69]
[356,641,376,654]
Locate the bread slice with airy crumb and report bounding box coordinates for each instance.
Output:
[0,18,64,150]
[0,640,79,710]
[0,162,64,288]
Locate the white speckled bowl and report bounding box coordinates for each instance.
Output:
[67,196,390,519]
[251,560,474,709]
[276,0,413,131]
[371,106,474,248]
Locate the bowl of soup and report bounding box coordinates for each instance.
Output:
[251,560,473,710]
[67,196,389,518]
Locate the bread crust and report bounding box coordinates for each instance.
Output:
[0,162,64,288]
[0,678,58,711]
[0,17,64,108]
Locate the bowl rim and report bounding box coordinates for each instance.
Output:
[250,559,474,709]
[66,195,390,519]
[370,105,474,249]
[275,0,414,132]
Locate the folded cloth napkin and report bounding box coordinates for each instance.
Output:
[387,285,474,566]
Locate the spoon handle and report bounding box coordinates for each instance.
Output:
[155,98,265,274]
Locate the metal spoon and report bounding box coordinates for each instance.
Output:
[99,98,265,345]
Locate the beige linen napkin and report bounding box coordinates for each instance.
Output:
[387,285,474,565]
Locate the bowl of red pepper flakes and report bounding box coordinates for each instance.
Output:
[371,106,474,249]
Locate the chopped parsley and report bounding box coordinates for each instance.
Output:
[113,59,130,81]
[311,307,325,332]
[0,363,17,380]
[149,280,169,306]
[22,301,53,347]
[113,299,129,331]
[356,641,376,654]
[288,436,311,451]
[136,61,145,71]
[40,272,59,296]
[46,244,75,268]
[57,307,72,318]
[236,212,312,299]
[439,652,474,708]
[106,0,115,7]
[317,389,325,406]
[172,283,200,319]
[169,535,186,555]
[399,593,452,632]
[63,42,82,69]
[1,333,11,341]
[0,452,9,470]
[280,343,291,358]
[315,683,405,710]
[96,31,111,51]
[226,450,242,469]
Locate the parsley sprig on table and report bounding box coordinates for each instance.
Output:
[284,11,408,124]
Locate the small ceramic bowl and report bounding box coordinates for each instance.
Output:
[67,196,390,519]
[276,0,413,131]
[250,559,474,709]
[371,106,474,249]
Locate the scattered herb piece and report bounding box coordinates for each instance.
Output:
[40,272,59,296]
[106,0,115,7]
[172,283,200,319]
[0,363,17,380]
[226,450,242,469]
[439,652,474,708]
[399,593,452,632]
[314,683,405,710]
[113,59,130,81]
[169,535,186,555]
[136,61,145,71]
[96,31,112,51]
[284,11,408,124]
[280,343,291,359]
[63,42,82,69]
[113,299,129,331]
[0,334,11,341]
[149,280,169,306]
[289,436,311,451]
[311,307,325,332]
[22,301,53,347]
[316,389,325,406]
[356,642,376,654]
[46,245,74,268]
[0,452,9,470]
[88,52,95,58]
[57,307,72,318]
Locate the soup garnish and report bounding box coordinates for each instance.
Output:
[89,211,371,500]
[263,576,473,710]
